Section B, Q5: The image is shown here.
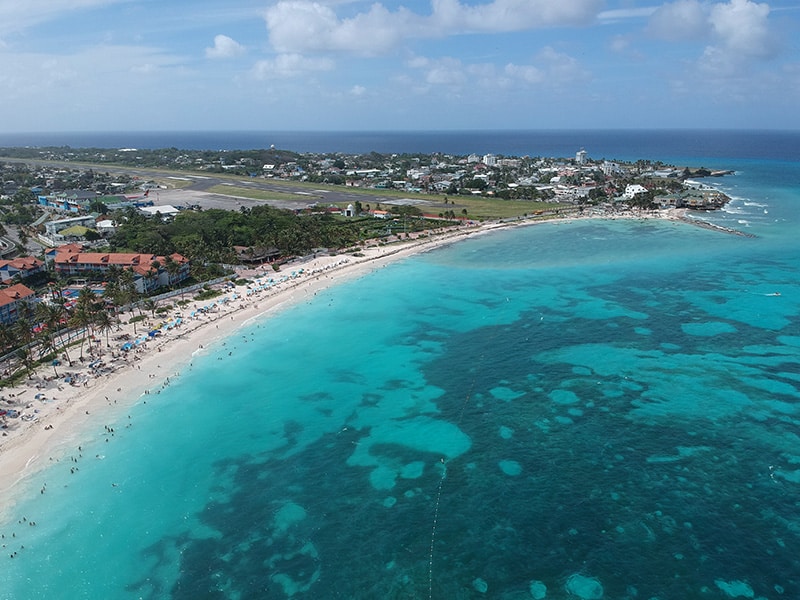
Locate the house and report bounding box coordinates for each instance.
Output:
[0,283,36,325]
[622,184,649,200]
[0,256,46,283]
[53,251,190,294]
[94,218,118,236]
[37,189,98,213]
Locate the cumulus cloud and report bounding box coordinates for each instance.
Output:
[709,0,773,58]
[265,1,411,56]
[251,53,334,79]
[205,34,245,59]
[647,0,709,41]
[264,0,603,55]
[648,0,774,55]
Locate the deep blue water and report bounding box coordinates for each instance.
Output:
[1,137,799,599]
[1,129,799,164]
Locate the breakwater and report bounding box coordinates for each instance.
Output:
[678,214,757,238]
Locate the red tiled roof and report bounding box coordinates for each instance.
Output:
[54,252,160,268]
[0,256,44,270]
[53,243,84,255]
[0,283,35,308]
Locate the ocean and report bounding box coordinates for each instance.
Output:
[2,131,800,599]
[0,129,798,163]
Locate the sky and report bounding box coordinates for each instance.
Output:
[0,0,798,132]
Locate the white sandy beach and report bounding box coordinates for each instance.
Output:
[0,222,505,512]
[0,209,695,514]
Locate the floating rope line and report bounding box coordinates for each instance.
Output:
[428,458,447,599]
[428,344,487,599]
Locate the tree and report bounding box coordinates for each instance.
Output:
[94,309,115,348]
[118,269,140,333]
[12,316,35,379]
[142,298,157,319]
[71,287,99,360]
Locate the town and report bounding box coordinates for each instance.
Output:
[0,145,731,357]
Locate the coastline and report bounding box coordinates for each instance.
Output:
[0,221,492,517]
[0,207,729,518]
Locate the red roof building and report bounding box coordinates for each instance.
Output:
[0,256,46,283]
[0,283,36,325]
[53,251,190,293]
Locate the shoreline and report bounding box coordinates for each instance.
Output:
[0,207,741,517]
[0,221,493,517]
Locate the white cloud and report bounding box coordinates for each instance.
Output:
[264,0,603,56]
[206,34,245,59]
[408,47,587,93]
[709,0,773,58]
[648,0,775,54]
[504,63,544,84]
[647,0,709,40]
[425,57,467,86]
[349,84,366,96]
[251,53,334,79]
[264,1,410,56]
[429,0,602,32]
[535,46,590,87]
[598,6,659,22]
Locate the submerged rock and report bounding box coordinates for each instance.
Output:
[565,574,603,599]
[473,577,489,593]
[714,579,754,598]
[529,579,547,599]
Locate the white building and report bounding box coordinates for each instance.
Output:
[622,184,649,200]
[576,149,587,165]
[602,161,622,177]
[139,205,181,220]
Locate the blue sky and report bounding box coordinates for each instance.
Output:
[0,0,798,131]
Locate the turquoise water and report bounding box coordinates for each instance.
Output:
[2,159,800,599]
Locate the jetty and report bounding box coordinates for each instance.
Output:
[677,214,756,238]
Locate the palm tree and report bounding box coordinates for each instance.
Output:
[142,298,157,319]
[164,254,183,297]
[94,309,115,348]
[118,269,140,333]
[12,316,35,379]
[34,303,59,368]
[0,321,13,358]
[71,287,98,360]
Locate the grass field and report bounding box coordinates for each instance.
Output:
[205,184,322,203]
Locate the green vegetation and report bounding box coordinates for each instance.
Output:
[445,197,559,220]
[205,184,321,204]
